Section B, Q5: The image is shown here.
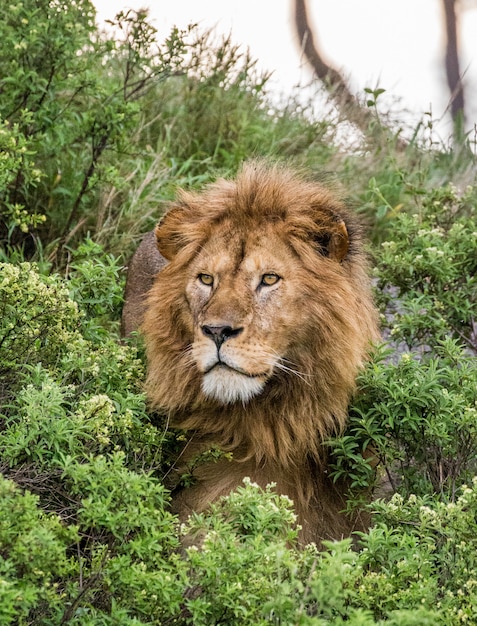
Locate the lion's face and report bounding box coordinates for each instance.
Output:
[184,224,309,404]
[143,162,378,427]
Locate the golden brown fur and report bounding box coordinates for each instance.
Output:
[121,231,168,337]
[141,161,379,544]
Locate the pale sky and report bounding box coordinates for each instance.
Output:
[94,0,477,139]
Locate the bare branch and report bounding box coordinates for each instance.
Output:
[442,0,465,124]
[293,0,407,149]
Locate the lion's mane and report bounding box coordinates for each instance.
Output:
[141,161,379,544]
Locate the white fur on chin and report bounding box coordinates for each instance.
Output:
[202,368,265,404]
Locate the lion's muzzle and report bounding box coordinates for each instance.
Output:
[195,323,272,404]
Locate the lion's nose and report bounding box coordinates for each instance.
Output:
[201,324,243,349]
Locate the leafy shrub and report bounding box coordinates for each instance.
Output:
[0,475,78,625]
[0,117,45,235]
[0,258,161,465]
[0,1,189,251]
[330,183,477,504]
[0,246,457,626]
[357,482,477,624]
[333,340,477,500]
[0,461,184,625]
[0,260,185,624]
[376,184,477,352]
[0,262,81,401]
[66,238,125,340]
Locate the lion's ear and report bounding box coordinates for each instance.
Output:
[313,218,349,262]
[155,203,193,261]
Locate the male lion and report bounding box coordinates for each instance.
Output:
[123,161,379,545]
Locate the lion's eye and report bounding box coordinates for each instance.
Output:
[260,273,280,287]
[198,273,214,286]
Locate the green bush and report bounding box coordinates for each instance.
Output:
[376,184,477,352]
[330,183,477,502]
[2,185,476,624]
[0,261,184,624]
[0,262,81,402]
[357,482,477,624]
[0,1,189,251]
[333,340,477,499]
[0,475,78,625]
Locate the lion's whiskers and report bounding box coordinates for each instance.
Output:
[274,360,312,385]
[261,349,312,385]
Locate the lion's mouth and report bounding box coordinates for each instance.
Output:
[204,361,269,379]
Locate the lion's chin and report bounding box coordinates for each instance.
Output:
[201,367,266,405]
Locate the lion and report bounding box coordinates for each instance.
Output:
[123,161,379,545]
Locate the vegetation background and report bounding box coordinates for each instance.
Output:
[0,1,476,624]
